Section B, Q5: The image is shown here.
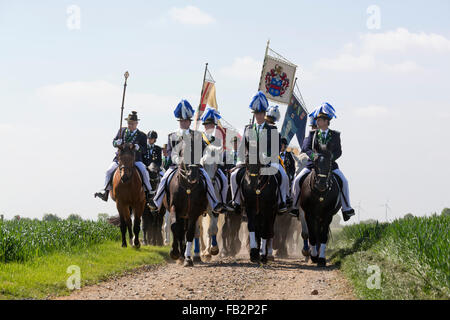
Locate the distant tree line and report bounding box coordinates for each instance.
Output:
[0,213,114,222]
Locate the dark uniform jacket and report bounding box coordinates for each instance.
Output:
[238,122,281,165]
[113,128,148,163]
[143,144,162,167]
[302,129,341,170]
[167,129,207,166]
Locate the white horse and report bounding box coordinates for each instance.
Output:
[193,146,226,262]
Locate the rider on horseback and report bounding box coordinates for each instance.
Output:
[95,111,155,207]
[230,91,288,214]
[280,138,296,183]
[144,130,162,168]
[200,107,232,212]
[264,105,292,210]
[153,100,227,215]
[291,103,355,221]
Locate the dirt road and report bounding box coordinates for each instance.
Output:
[57,254,355,300]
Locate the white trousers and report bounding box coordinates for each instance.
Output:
[103,161,152,192]
[291,168,352,212]
[230,163,288,205]
[153,167,219,209]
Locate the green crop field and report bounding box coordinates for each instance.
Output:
[329,215,450,300]
[0,219,121,263]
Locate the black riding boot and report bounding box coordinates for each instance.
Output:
[146,191,158,211]
[212,203,226,215]
[343,209,355,222]
[94,190,109,202]
[278,202,288,214]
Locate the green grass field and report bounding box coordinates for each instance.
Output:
[328,215,449,300]
[0,219,170,300]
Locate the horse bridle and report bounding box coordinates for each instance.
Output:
[311,154,334,198]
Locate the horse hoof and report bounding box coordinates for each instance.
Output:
[134,243,141,249]
[250,248,260,263]
[170,249,180,260]
[193,256,202,263]
[202,254,212,262]
[183,257,194,267]
[302,249,310,257]
[210,246,219,256]
[310,255,318,263]
[260,255,268,264]
[267,255,274,261]
[317,257,326,267]
[122,243,127,248]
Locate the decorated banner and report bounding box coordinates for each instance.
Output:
[193,65,218,130]
[280,93,308,147]
[258,53,297,104]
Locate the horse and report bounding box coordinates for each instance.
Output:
[110,143,146,248]
[240,162,279,263]
[220,178,243,257]
[142,162,165,246]
[274,153,310,259]
[300,151,341,266]
[163,161,208,267]
[191,155,222,262]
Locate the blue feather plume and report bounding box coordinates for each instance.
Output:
[174,99,194,119]
[249,91,269,112]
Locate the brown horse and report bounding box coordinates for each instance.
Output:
[163,162,208,267]
[110,143,146,248]
[241,163,279,263]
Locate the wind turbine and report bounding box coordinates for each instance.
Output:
[355,201,365,224]
[379,199,392,222]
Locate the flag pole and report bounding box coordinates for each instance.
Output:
[119,71,129,138]
[253,40,270,125]
[194,63,208,130]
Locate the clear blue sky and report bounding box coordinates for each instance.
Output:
[1,1,449,222]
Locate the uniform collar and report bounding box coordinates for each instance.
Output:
[320,129,329,136]
[255,121,266,129]
[127,128,138,135]
[177,128,190,136]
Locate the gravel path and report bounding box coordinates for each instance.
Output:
[56,254,355,300]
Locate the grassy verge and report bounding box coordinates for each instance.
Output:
[328,215,449,300]
[0,241,170,300]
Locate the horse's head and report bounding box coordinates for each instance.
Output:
[313,152,332,192]
[200,153,218,180]
[117,143,136,183]
[180,162,200,185]
[245,162,262,188]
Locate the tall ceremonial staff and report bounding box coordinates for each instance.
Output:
[253,40,270,125]
[119,71,130,138]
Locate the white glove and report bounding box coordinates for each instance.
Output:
[114,139,123,147]
[134,144,140,151]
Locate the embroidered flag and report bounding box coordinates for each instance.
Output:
[258,49,297,105]
[280,93,308,147]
